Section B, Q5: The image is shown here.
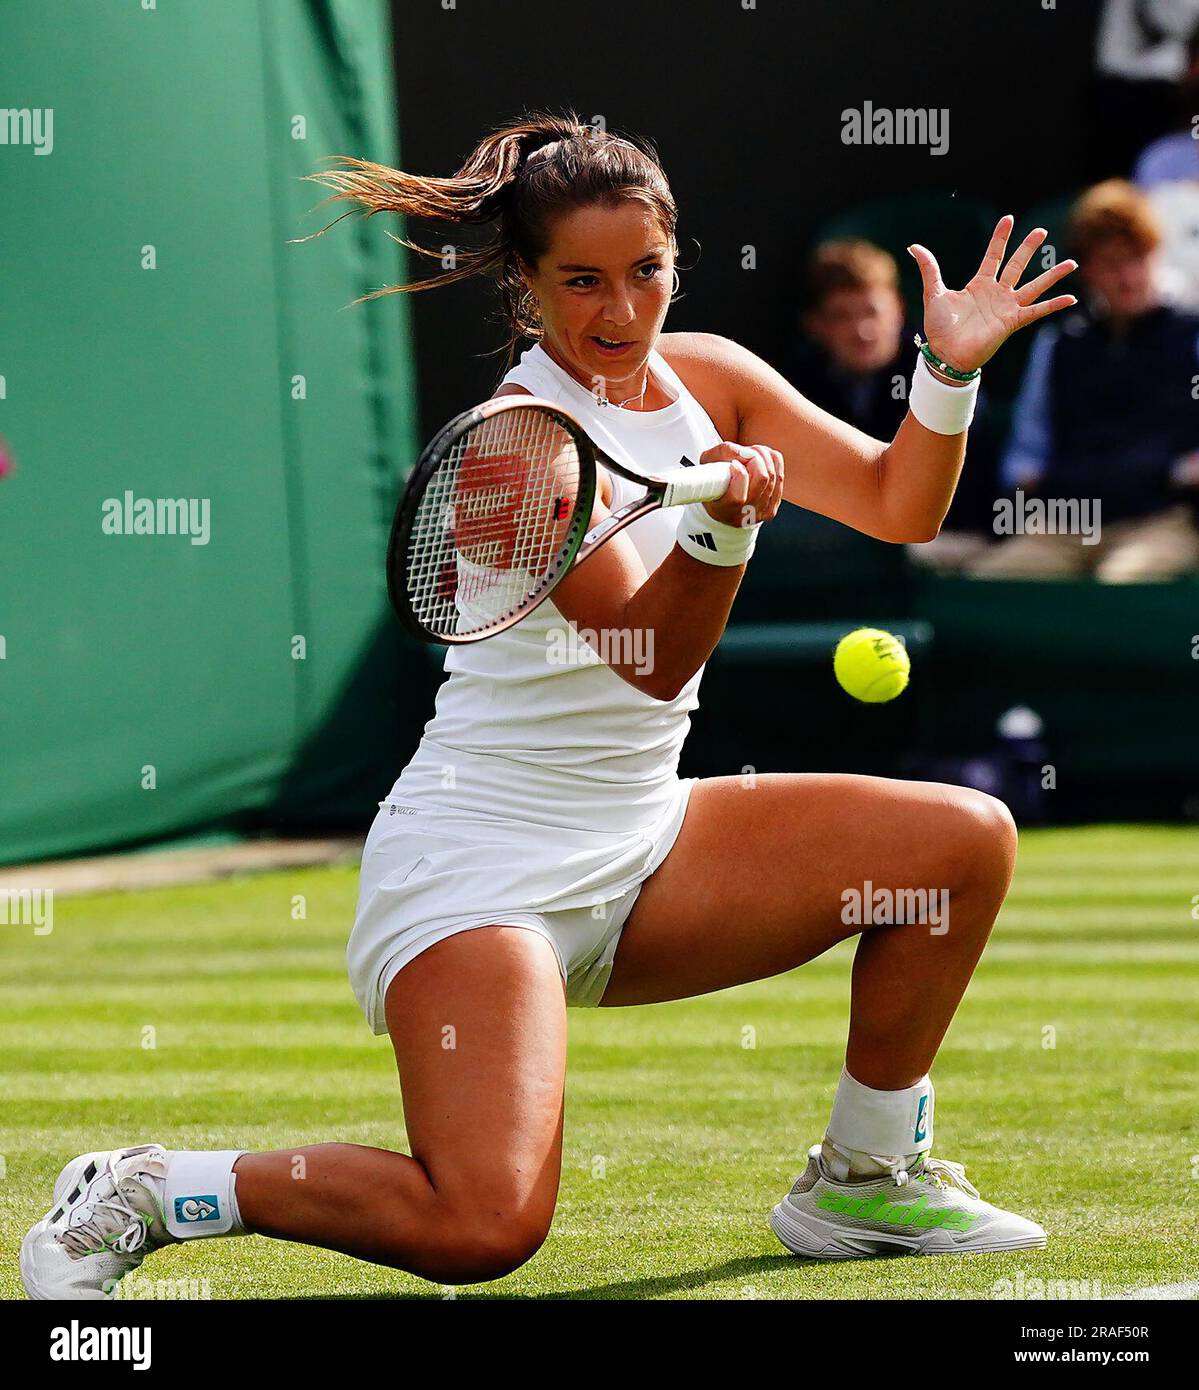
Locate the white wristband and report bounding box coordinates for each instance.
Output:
[676,501,760,567]
[908,351,979,435]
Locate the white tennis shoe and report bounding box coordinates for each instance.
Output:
[770,1143,1046,1260]
[20,1144,177,1299]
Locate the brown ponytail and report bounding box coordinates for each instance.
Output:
[303,108,679,371]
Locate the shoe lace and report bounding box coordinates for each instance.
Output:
[58,1185,151,1260]
[877,1154,980,1198]
[918,1156,980,1198]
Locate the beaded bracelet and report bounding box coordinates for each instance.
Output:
[914,333,981,383]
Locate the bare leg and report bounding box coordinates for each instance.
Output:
[232,926,567,1283]
[604,774,1017,1088]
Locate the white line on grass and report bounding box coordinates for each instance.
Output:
[1106,1281,1199,1300]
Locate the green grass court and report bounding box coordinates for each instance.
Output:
[2,825,1196,1300]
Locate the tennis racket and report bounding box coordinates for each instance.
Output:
[388,395,732,644]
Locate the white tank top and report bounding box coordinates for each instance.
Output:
[392,341,723,833]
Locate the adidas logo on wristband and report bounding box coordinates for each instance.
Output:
[678,501,759,566]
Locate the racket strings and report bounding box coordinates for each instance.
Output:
[406,407,582,637]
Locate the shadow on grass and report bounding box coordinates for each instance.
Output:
[280,1251,898,1300]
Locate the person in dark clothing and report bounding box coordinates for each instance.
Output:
[790,240,1001,568]
[791,240,912,439]
[973,180,1199,580]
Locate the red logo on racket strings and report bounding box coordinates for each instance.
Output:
[436,562,458,602]
[451,447,573,571]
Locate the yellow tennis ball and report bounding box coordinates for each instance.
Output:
[833,627,910,703]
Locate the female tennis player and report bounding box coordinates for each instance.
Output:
[23,112,1078,1297]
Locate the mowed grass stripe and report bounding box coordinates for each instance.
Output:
[1,825,1196,1299]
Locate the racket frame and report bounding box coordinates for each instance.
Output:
[388,397,596,644]
[388,395,729,645]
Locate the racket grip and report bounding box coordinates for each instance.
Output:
[659,461,732,508]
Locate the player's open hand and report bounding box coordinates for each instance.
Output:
[910,215,1078,375]
[698,442,784,529]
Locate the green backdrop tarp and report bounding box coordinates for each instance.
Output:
[0,0,424,866]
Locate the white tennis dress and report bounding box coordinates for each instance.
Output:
[347,341,724,1032]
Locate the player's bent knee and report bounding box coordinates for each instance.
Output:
[424,1208,552,1285]
[942,788,1018,898]
[381,1183,553,1285]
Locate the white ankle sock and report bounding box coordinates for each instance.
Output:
[822,1067,934,1181]
[162,1150,247,1240]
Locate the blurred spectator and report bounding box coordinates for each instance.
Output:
[1089,0,1199,179]
[972,180,1199,582]
[1133,23,1199,307]
[791,240,910,438]
[789,239,1001,570]
[1133,23,1199,185]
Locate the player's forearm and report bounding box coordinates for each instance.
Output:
[873,411,970,543]
[617,545,743,701]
